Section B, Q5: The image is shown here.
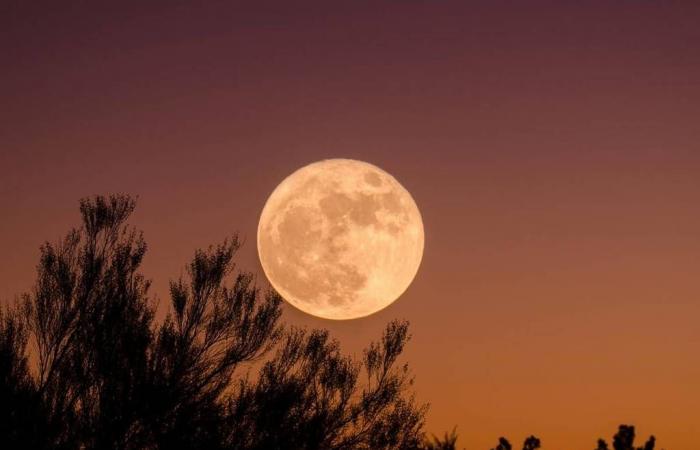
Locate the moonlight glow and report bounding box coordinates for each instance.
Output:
[257,159,424,320]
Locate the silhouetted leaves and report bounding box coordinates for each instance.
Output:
[422,428,459,450]
[596,424,656,450]
[224,320,424,450]
[1,195,425,450]
[18,194,154,448]
[522,435,540,450]
[0,307,43,448]
[491,437,512,450]
[147,238,283,449]
[0,195,666,450]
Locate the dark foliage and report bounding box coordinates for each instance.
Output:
[421,432,541,450]
[522,436,540,450]
[0,195,666,450]
[486,435,539,450]
[225,321,424,450]
[422,428,459,450]
[0,308,44,448]
[491,437,512,450]
[424,425,657,450]
[597,424,656,450]
[0,195,425,450]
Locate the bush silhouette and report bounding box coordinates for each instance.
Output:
[0,195,665,449]
[596,424,656,450]
[422,428,459,450]
[0,195,425,450]
[424,426,655,450]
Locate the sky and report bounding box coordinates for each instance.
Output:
[2,1,699,448]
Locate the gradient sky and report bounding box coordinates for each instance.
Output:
[2,1,699,448]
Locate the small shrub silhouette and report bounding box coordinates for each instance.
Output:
[423,428,459,450]
[598,424,656,450]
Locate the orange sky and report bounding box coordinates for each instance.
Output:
[1,2,699,448]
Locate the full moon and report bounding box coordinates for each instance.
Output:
[257,159,424,320]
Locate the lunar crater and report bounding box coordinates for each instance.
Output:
[258,159,424,320]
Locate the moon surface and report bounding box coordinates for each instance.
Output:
[257,159,424,320]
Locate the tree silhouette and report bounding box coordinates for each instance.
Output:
[596,424,656,450]
[20,195,155,448]
[422,428,459,450]
[0,195,667,449]
[0,195,426,450]
[0,307,44,448]
[522,435,541,450]
[224,321,424,450]
[491,437,512,450]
